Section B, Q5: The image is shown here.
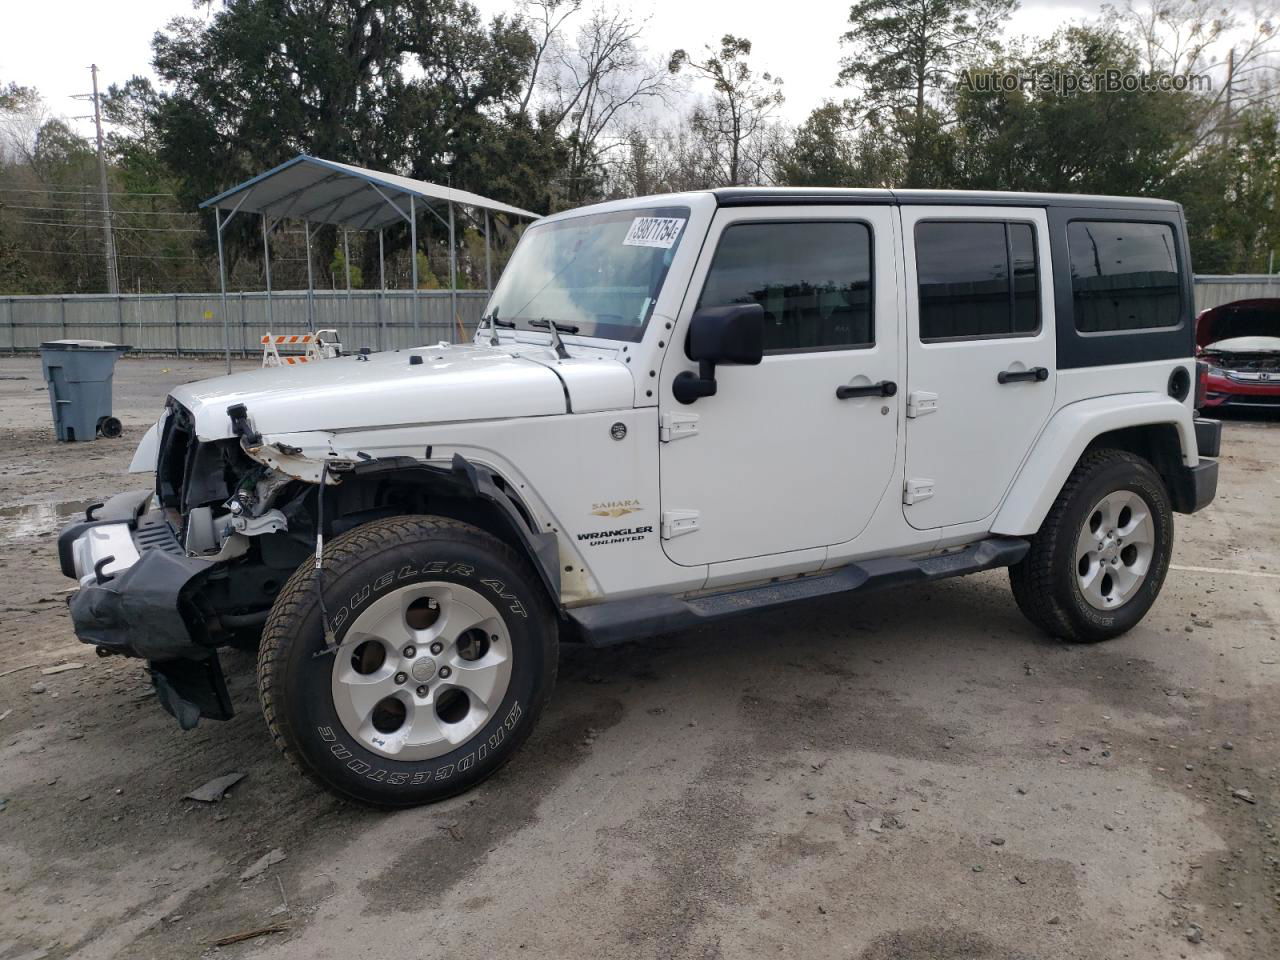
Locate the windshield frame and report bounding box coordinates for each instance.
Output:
[484,204,692,343]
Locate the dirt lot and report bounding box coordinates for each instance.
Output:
[0,355,1277,960]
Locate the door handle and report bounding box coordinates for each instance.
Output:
[836,380,897,399]
[997,366,1049,384]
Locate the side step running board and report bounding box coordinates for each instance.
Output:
[567,536,1030,648]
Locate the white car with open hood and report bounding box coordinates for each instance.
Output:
[58,188,1221,806]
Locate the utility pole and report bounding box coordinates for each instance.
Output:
[1223,48,1235,146]
[89,64,119,294]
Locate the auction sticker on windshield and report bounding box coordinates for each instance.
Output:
[623,217,686,248]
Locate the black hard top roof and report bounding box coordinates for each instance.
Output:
[712,187,1181,211]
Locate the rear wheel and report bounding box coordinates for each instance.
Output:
[257,515,557,807]
[1009,449,1173,643]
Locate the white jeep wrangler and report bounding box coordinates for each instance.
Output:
[59,188,1221,806]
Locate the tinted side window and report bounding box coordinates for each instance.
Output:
[1068,221,1181,332]
[697,221,873,352]
[915,221,1040,341]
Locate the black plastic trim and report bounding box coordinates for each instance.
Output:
[150,655,233,729]
[714,189,895,207]
[712,188,1180,211]
[67,533,216,660]
[568,536,1030,647]
[347,454,563,606]
[1048,206,1196,369]
[1169,458,1219,514]
[1194,418,1221,458]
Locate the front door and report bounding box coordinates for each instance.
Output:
[900,207,1057,529]
[658,206,901,567]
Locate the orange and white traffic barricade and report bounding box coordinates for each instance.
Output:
[261,329,343,367]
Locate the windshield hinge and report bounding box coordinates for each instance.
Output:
[659,411,699,443]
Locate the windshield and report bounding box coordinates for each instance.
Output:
[485,205,690,342]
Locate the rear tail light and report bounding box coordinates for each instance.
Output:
[1194,360,1208,409]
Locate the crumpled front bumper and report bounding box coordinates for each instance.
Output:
[59,489,232,727]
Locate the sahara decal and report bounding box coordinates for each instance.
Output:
[591,498,642,518]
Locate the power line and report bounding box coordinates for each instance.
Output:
[9,217,204,233]
[0,202,197,217]
[0,185,178,198]
[12,247,208,261]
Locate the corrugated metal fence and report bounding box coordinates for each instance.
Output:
[4,277,1278,355]
[0,290,488,355]
[1192,275,1280,313]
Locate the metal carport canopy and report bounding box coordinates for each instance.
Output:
[198,154,540,226]
[196,155,540,374]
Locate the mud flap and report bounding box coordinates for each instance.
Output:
[150,656,233,729]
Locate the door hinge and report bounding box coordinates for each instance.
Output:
[906,390,938,418]
[903,478,935,505]
[659,411,699,442]
[661,509,700,539]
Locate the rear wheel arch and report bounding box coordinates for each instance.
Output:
[1083,422,1182,496]
[992,397,1196,536]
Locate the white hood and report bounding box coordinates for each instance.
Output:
[171,341,635,441]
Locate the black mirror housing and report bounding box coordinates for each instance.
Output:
[673,303,765,404]
[687,303,764,365]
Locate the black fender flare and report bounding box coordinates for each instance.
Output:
[345,453,562,610]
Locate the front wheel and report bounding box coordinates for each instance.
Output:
[1009,449,1174,643]
[257,516,557,807]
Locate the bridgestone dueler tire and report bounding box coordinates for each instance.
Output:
[1009,449,1174,643]
[256,516,557,807]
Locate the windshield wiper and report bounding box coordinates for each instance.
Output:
[528,318,579,359]
[528,318,580,334]
[480,307,515,346]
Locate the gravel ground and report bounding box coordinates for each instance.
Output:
[0,355,1276,960]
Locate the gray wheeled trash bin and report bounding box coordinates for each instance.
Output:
[39,339,132,442]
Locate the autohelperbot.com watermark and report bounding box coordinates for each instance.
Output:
[961,69,1212,95]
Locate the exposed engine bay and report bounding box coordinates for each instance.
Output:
[1199,335,1280,377]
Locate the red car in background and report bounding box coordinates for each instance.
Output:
[1196,298,1280,411]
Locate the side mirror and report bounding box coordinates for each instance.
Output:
[672,303,764,404]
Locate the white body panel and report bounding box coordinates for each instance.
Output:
[171,342,571,440]
[522,355,633,413]
[992,391,1197,535]
[657,204,903,566]
[71,523,140,586]
[129,416,164,473]
[262,408,701,605]
[899,206,1058,530]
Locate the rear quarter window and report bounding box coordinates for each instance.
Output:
[1067,221,1182,333]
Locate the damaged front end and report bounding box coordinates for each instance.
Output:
[59,400,317,729]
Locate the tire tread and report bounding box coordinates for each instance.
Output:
[1009,448,1160,642]
[256,515,556,806]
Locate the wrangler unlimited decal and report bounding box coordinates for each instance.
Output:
[577,525,653,547]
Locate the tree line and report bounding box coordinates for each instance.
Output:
[1,0,1277,296]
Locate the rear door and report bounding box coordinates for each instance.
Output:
[900,207,1056,529]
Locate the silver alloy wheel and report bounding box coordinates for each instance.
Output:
[1074,489,1156,611]
[330,582,512,761]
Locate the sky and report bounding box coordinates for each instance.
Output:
[1,0,1108,137]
